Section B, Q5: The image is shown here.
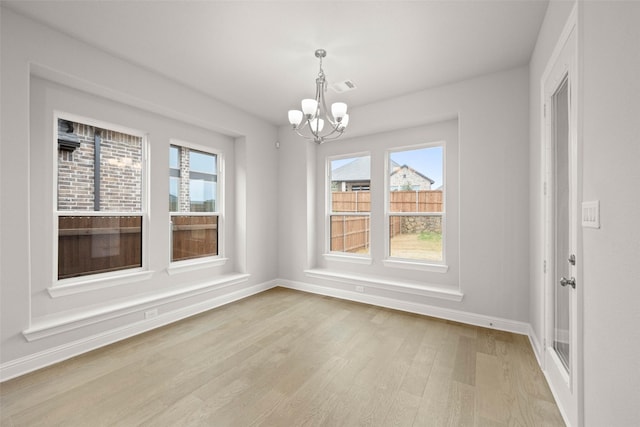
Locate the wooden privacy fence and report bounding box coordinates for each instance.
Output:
[331,191,371,213]
[58,215,218,279]
[387,190,443,213]
[330,215,370,253]
[58,216,142,279]
[331,190,442,213]
[171,215,218,262]
[330,190,443,253]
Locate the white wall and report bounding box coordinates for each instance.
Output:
[0,8,278,378]
[580,2,640,424]
[278,66,531,328]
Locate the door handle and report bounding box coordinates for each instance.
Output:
[559,277,576,289]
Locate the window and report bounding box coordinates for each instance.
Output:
[387,144,444,263]
[170,144,219,262]
[56,117,145,280]
[329,154,371,255]
[169,145,180,212]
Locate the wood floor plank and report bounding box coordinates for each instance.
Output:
[475,352,511,424]
[0,288,565,426]
[413,363,454,426]
[452,335,477,386]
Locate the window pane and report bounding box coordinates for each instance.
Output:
[57,120,143,212]
[389,215,442,262]
[330,215,370,254]
[169,145,180,169]
[185,150,217,213]
[189,150,216,174]
[189,179,216,212]
[171,215,218,261]
[331,155,371,213]
[169,176,179,211]
[58,216,142,279]
[389,146,442,213]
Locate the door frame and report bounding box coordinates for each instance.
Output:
[541,5,583,427]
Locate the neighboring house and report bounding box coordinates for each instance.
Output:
[389,164,435,191]
[332,156,435,192]
[331,156,372,191]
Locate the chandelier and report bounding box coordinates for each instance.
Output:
[288,49,349,144]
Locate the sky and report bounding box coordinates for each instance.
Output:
[331,146,443,189]
[170,148,217,202]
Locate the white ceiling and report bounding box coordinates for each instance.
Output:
[4,1,548,126]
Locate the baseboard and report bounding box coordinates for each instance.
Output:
[1,277,542,385]
[24,273,251,342]
[277,279,530,336]
[0,279,278,382]
[528,323,544,367]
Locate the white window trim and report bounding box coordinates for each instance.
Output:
[324,152,372,262]
[304,268,463,302]
[51,112,150,294]
[167,257,229,275]
[168,139,226,269]
[48,269,154,298]
[382,258,449,273]
[323,253,373,265]
[384,141,448,270]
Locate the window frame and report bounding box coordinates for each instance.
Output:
[384,141,448,273]
[168,139,226,271]
[51,111,151,291]
[324,152,373,264]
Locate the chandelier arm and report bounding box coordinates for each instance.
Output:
[308,117,318,138]
[298,116,324,142]
[296,120,308,131]
[320,126,345,140]
[316,131,344,144]
[294,125,343,144]
[315,79,323,116]
[292,127,314,141]
[318,78,338,125]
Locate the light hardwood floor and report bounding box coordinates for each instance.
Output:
[0,288,565,426]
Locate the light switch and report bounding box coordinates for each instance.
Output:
[582,200,600,228]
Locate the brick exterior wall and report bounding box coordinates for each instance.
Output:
[58,122,143,212]
[178,146,191,212]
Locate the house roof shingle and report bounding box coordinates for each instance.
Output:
[332,156,434,184]
[331,156,372,182]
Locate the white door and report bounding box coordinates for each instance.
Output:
[543,20,581,427]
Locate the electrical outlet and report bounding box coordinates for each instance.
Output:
[144,309,158,319]
[355,285,365,293]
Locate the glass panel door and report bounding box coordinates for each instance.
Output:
[553,77,571,371]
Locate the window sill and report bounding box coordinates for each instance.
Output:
[48,269,155,298]
[383,259,449,273]
[323,253,373,265]
[304,268,463,302]
[167,257,228,275]
[27,272,251,342]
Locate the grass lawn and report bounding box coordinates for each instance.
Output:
[390,231,442,261]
